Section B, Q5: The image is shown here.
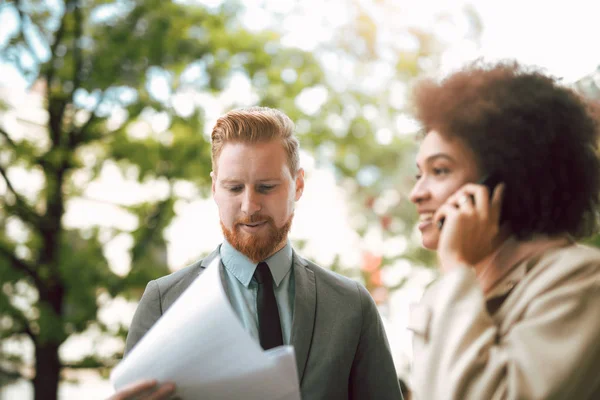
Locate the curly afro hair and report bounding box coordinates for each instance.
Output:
[411,60,600,240]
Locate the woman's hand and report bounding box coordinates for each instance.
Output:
[434,182,505,272]
[107,379,176,400]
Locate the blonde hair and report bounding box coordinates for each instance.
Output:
[211,106,300,175]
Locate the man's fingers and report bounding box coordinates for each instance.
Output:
[146,383,176,400]
[109,380,158,399]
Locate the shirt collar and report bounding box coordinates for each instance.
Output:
[481,234,572,299]
[220,240,293,288]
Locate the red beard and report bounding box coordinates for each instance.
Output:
[221,213,293,262]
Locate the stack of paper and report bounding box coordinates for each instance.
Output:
[110,257,301,400]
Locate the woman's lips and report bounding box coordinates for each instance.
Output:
[418,212,434,230]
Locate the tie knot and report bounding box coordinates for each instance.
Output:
[254,262,272,284]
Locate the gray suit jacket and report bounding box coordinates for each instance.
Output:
[125,247,403,400]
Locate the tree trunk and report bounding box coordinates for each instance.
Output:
[33,342,61,400]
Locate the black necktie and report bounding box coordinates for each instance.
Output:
[254,262,283,350]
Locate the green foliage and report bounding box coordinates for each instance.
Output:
[1,1,354,396]
[0,0,487,398]
[58,229,114,332]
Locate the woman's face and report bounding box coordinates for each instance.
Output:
[410,130,480,250]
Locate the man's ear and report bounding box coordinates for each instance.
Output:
[210,171,216,197]
[294,168,305,201]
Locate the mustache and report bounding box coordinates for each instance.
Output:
[235,214,274,225]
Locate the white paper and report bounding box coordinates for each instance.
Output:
[110,257,301,400]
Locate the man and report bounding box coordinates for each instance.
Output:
[398,378,412,400]
[124,107,402,400]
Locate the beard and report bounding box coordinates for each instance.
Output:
[221,213,294,263]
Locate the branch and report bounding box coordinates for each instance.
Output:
[0,163,41,227]
[0,126,17,149]
[0,365,25,381]
[80,111,98,137]
[70,109,99,147]
[13,0,41,65]
[0,163,21,203]
[66,2,84,141]
[44,3,69,90]
[131,195,172,264]
[69,92,106,148]
[71,1,83,94]
[0,297,37,345]
[17,317,36,344]
[4,47,31,80]
[0,241,42,292]
[62,355,112,369]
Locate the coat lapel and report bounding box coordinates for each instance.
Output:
[290,252,316,383]
[199,247,221,272]
[199,246,232,296]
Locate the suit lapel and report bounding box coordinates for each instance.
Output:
[290,252,316,383]
[199,246,232,296]
[199,247,221,272]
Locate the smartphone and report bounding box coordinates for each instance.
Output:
[478,173,502,200]
[437,173,502,229]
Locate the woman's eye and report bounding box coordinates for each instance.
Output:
[433,168,449,176]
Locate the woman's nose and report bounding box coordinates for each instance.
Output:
[409,180,430,205]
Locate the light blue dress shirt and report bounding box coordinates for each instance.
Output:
[220,240,295,345]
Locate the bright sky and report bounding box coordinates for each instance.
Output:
[474,0,600,82]
[1,0,599,87]
[1,0,600,396]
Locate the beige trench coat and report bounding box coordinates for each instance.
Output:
[409,244,600,400]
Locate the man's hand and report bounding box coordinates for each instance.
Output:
[108,379,176,400]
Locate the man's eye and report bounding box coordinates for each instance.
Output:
[415,174,422,181]
[258,185,275,192]
[228,186,243,193]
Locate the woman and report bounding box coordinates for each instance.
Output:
[408,61,600,399]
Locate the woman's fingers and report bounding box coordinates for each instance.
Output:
[434,203,459,227]
[490,183,506,224]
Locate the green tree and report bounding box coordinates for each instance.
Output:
[0,1,332,399]
[0,0,485,398]
[267,1,484,300]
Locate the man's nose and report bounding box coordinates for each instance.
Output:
[241,189,261,215]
